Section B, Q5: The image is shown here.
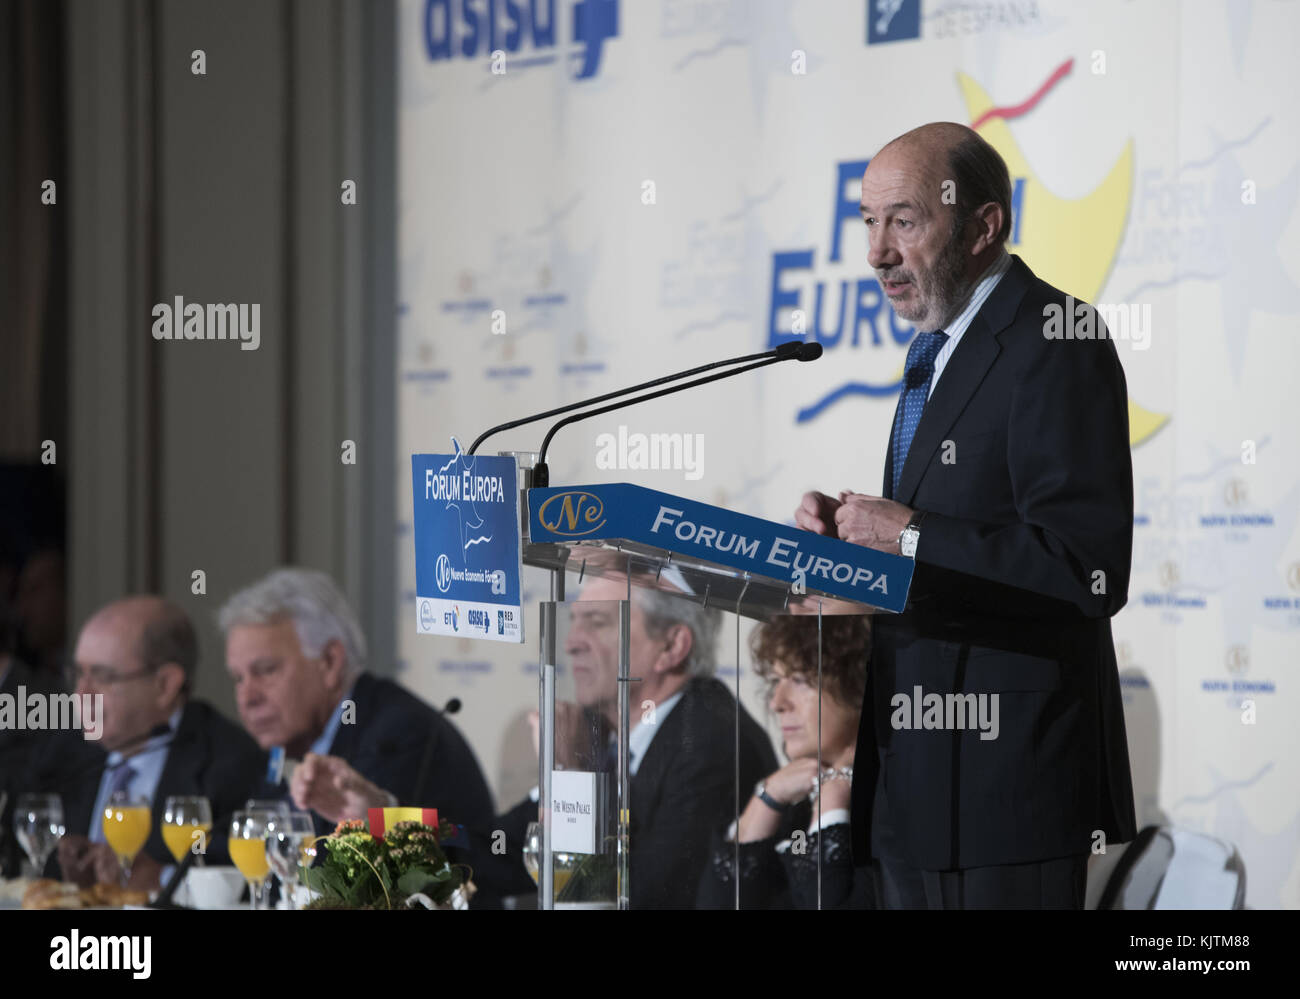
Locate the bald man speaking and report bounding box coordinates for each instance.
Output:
[794,123,1137,909]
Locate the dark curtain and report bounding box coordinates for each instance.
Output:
[0,0,68,460]
[0,0,68,674]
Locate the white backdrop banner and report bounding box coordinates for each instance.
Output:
[396,0,1300,908]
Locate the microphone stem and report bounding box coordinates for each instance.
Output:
[536,355,785,471]
[467,349,779,455]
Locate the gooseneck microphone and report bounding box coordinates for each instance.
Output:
[408,697,466,810]
[532,341,822,487]
[467,341,813,456]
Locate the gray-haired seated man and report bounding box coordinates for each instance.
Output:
[496,574,779,908]
[220,568,501,899]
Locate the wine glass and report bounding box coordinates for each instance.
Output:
[266,811,315,909]
[229,809,274,910]
[102,791,151,886]
[162,796,213,868]
[521,823,580,901]
[15,793,65,876]
[522,821,541,884]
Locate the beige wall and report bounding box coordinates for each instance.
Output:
[65,0,396,719]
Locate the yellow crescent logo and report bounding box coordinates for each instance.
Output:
[537,491,607,537]
[959,66,1170,447]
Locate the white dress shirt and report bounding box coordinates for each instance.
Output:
[928,248,1012,398]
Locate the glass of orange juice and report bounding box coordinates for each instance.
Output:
[102,791,151,886]
[521,822,580,899]
[162,796,213,868]
[229,809,274,910]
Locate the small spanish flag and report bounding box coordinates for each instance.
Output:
[367,807,439,839]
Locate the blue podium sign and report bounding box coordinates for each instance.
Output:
[411,444,524,643]
[529,483,913,613]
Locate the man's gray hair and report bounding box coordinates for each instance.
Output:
[947,129,1013,245]
[634,586,720,679]
[218,568,367,682]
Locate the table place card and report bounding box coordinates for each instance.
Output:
[549,771,598,854]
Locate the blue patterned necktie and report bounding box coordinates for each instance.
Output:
[107,761,137,797]
[890,330,949,498]
[93,762,137,843]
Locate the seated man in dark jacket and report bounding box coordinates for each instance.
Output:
[219,568,499,901]
[499,574,779,908]
[32,596,262,890]
[697,613,874,909]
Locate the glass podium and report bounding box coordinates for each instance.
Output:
[523,539,883,910]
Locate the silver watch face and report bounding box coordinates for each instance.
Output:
[900,526,919,557]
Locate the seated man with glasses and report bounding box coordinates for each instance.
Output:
[32,596,263,890]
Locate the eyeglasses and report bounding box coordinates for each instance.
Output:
[764,673,814,699]
[65,665,155,688]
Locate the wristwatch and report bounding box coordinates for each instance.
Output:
[754,781,786,812]
[898,510,926,559]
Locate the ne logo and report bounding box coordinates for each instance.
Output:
[538,492,606,537]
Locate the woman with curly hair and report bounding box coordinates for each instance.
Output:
[697,613,873,908]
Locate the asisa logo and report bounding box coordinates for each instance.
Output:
[422,0,619,80]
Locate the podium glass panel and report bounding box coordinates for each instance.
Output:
[524,541,874,620]
[527,517,876,908]
[534,575,872,908]
[718,606,873,910]
[537,597,626,909]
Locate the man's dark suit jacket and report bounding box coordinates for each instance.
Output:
[250,672,504,904]
[851,253,1138,872]
[35,698,263,873]
[500,675,779,908]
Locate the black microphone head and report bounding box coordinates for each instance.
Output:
[774,341,804,360]
[797,342,823,361]
[443,697,462,715]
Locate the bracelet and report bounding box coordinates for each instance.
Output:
[808,766,854,804]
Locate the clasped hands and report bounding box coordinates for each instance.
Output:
[794,489,912,554]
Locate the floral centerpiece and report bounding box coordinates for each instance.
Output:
[303,818,474,910]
